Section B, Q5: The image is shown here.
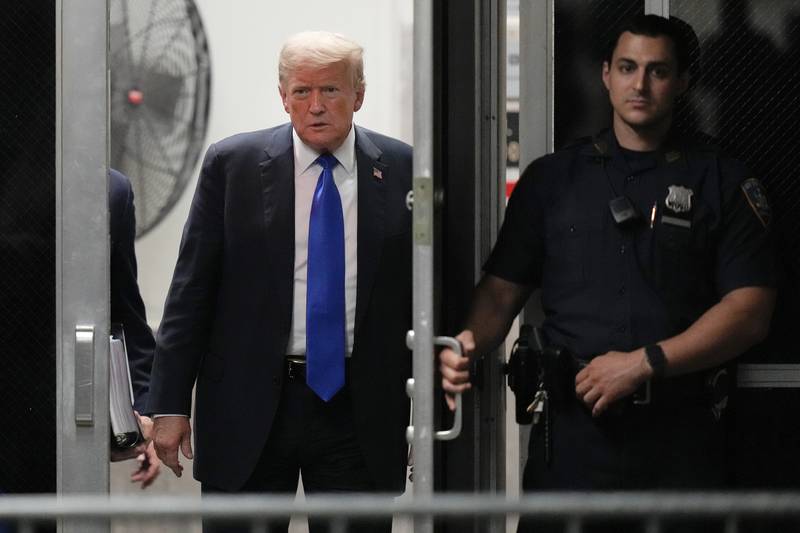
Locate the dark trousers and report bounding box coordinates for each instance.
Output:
[202,374,392,533]
[517,395,726,533]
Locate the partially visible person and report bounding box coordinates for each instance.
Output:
[109,168,160,488]
[440,14,775,533]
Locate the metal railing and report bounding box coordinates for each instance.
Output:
[1,492,800,533]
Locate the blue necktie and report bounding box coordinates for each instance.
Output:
[306,153,345,401]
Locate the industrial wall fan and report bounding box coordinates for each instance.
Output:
[110,0,211,237]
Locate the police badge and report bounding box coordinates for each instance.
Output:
[665,185,693,213]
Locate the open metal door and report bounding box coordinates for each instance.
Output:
[409,3,460,533]
[1,2,109,531]
[57,0,111,531]
[410,1,507,532]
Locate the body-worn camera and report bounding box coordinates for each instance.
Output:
[609,195,641,227]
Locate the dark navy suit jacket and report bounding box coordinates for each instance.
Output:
[147,124,413,492]
[110,169,155,413]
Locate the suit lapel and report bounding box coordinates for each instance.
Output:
[354,126,387,344]
[259,125,295,349]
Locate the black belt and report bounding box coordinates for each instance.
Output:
[284,357,352,382]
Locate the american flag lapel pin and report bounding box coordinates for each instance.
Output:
[373,167,383,180]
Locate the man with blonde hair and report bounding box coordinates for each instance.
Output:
[148,31,412,533]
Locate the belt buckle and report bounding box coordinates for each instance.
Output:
[633,379,651,405]
[287,360,300,380]
[286,358,305,381]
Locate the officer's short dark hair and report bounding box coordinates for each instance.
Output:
[604,14,692,74]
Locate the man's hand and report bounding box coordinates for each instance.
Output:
[438,330,476,411]
[130,440,161,488]
[108,413,161,488]
[152,416,193,477]
[137,412,154,440]
[574,349,652,417]
[130,414,160,488]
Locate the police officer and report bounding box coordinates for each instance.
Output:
[439,14,776,533]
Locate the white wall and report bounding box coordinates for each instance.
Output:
[136,0,414,326]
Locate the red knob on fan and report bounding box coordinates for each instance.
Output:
[127,89,144,106]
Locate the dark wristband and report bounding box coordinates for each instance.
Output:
[644,344,667,378]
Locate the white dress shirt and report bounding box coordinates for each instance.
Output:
[155,126,360,418]
[288,126,358,357]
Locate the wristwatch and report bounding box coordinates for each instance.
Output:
[644,344,667,378]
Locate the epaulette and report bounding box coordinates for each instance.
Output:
[572,136,609,160]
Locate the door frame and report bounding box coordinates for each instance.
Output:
[56,0,111,520]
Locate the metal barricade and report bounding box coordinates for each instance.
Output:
[1,492,800,532]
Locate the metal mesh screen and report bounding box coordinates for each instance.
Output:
[672,0,800,490]
[671,0,800,362]
[0,3,57,495]
[554,0,643,149]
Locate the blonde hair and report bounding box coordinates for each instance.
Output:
[279,31,365,90]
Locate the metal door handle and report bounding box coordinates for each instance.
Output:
[75,325,95,426]
[405,331,463,442]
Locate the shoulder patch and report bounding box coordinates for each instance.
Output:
[741,178,771,228]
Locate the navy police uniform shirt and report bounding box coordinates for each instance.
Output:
[485,129,775,361]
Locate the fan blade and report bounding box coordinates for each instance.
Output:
[140,67,184,123]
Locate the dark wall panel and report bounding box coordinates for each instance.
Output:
[0,2,56,494]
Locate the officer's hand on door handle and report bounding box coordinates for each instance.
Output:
[439,330,475,411]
